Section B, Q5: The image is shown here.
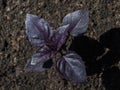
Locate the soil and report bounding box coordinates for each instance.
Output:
[0,0,120,90]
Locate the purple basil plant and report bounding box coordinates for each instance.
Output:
[24,8,89,83]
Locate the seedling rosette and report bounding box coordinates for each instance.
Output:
[24,8,89,83]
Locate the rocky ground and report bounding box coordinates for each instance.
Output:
[0,0,120,90]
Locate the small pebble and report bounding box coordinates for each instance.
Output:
[6,7,10,11]
[19,11,23,15]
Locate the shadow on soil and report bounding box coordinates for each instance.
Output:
[2,0,7,8]
[102,66,120,90]
[100,28,120,55]
[70,35,105,75]
[70,28,120,90]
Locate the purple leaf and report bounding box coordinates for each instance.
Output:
[52,24,69,51]
[62,8,89,36]
[57,52,87,82]
[24,45,56,72]
[24,59,47,72]
[30,46,55,65]
[25,14,53,47]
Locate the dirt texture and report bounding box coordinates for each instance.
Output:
[0,0,120,90]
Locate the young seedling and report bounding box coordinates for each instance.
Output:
[24,8,89,83]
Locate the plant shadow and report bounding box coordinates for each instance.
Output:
[43,59,53,68]
[70,28,120,89]
[100,28,120,90]
[100,28,120,55]
[70,35,105,75]
[102,66,120,90]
